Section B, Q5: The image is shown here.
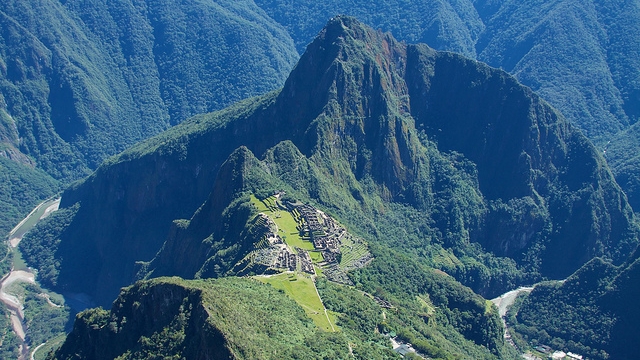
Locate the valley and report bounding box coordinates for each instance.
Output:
[1,198,67,360]
[1,3,638,358]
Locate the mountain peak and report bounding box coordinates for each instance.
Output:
[320,15,375,43]
[37,18,638,308]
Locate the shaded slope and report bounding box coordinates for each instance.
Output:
[0,0,297,235]
[254,1,640,208]
[512,251,640,359]
[25,17,637,307]
[51,277,350,360]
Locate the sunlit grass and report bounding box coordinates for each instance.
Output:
[256,273,336,332]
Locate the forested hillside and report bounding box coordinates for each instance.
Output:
[22,17,637,314]
[254,0,640,208]
[3,2,639,358]
[508,251,640,359]
[51,276,508,359]
[0,0,297,235]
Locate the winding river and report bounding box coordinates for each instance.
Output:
[2,198,60,360]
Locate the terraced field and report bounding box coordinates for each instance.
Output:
[250,195,315,253]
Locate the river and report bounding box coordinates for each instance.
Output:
[2,197,60,360]
[490,286,534,350]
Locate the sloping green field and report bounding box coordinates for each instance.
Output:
[256,273,336,332]
[250,195,315,252]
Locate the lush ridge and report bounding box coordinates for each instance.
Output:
[506,252,640,359]
[51,277,355,360]
[18,16,639,359]
[0,0,297,236]
[51,275,507,359]
[254,0,640,208]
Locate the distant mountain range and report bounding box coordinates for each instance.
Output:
[26,16,639,359]
[0,1,638,359]
[0,0,298,235]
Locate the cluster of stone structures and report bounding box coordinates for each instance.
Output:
[247,195,372,282]
[297,205,342,254]
[274,247,296,271]
[296,248,314,274]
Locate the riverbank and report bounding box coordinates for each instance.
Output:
[8,198,60,248]
[491,286,534,351]
[2,197,61,360]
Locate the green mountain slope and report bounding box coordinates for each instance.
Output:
[51,275,509,359]
[21,17,637,311]
[0,0,297,235]
[51,277,355,360]
[508,251,640,359]
[254,0,640,208]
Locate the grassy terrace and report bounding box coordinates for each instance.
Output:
[250,195,338,331]
[338,234,369,268]
[256,273,337,332]
[250,195,315,252]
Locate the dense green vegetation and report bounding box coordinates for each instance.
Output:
[17,14,640,360]
[51,274,510,359]
[19,204,80,289]
[20,283,71,348]
[350,249,506,357]
[0,279,71,359]
[507,254,640,359]
[0,243,13,278]
[0,0,297,239]
[0,302,19,359]
[254,0,640,211]
[51,277,395,360]
[0,157,59,236]
[31,17,637,308]
[255,0,638,138]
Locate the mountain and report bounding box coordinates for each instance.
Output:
[50,274,507,359]
[507,249,640,359]
[51,277,363,359]
[0,0,297,235]
[254,0,640,208]
[20,17,637,313]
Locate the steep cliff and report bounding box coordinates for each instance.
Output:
[24,17,637,307]
[51,277,347,360]
[0,0,297,234]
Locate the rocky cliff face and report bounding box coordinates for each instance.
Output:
[53,278,231,360]
[35,17,637,305]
